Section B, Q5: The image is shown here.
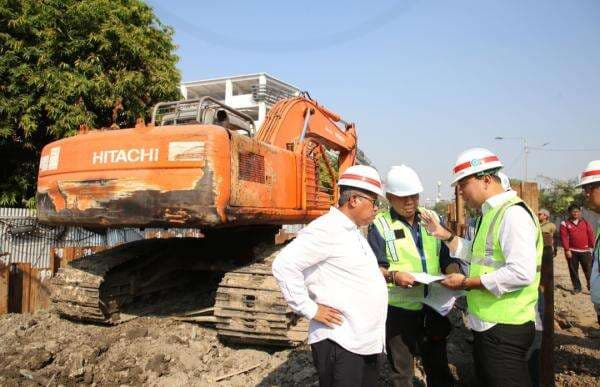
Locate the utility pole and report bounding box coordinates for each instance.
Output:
[494,137,548,183]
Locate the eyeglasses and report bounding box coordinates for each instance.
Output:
[457,175,476,189]
[354,194,380,208]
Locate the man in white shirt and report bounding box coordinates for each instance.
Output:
[421,148,541,387]
[272,165,388,387]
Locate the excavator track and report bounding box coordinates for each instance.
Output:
[51,237,309,347]
[51,239,197,324]
[214,246,308,347]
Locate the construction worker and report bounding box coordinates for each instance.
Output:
[421,148,542,387]
[576,160,600,327]
[367,165,457,387]
[272,165,388,387]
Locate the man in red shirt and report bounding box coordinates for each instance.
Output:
[560,204,596,293]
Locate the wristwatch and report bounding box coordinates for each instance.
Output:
[460,276,470,290]
[443,231,455,243]
[388,271,397,285]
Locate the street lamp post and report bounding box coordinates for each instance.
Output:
[494,137,549,182]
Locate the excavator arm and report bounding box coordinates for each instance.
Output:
[256,96,357,173]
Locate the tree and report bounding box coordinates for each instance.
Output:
[0,0,181,206]
[432,200,452,217]
[539,178,584,217]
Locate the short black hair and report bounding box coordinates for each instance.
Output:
[568,204,581,213]
[474,170,501,184]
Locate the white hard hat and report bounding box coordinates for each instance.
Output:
[338,165,384,196]
[451,147,503,186]
[385,165,424,197]
[497,172,512,191]
[576,160,600,187]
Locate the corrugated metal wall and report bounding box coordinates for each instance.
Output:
[0,207,229,269]
[0,207,106,268]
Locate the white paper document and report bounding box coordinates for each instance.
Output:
[423,284,465,316]
[409,272,446,285]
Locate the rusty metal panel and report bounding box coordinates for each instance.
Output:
[8,263,32,313]
[17,263,32,313]
[0,263,8,315]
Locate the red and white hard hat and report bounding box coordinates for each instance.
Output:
[338,165,384,197]
[451,147,503,186]
[576,160,600,187]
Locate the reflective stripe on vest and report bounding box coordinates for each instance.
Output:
[467,196,543,325]
[376,216,400,262]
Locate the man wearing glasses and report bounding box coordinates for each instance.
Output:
[273,165,388,387]
[368,165,457,387]
[421,148,542,387]
[576,160,600,327]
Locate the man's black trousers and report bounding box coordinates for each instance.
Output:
[473,321,535,387]
[386,305,454,387]
[311,339,381,387]
[567,251,592,291]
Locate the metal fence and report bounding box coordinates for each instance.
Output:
[0,207,107,268]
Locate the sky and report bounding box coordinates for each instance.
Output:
[148,0,600,202]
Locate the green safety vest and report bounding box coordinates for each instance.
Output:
[467,196,543,324]
[373,208,442,310]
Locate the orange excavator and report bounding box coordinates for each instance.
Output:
[36,95,358,346]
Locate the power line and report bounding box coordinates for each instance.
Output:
[529,146,600,152]
[504,151,523,173]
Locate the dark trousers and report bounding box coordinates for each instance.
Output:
[386,305,454,387]
[567,251,592,291]
[473,322,535,387]
[311,339,381,387]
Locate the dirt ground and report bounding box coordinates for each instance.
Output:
[0,248,598,386]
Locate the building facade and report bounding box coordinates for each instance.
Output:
[180,73,300,130]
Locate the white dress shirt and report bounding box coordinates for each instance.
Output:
[452,190,538,331]
[272,206,388,355]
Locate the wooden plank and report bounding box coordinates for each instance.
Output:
[17,263,32,313]
[0,263,8,315]
[30,268,53,312]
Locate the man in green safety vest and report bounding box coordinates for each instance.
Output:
[367,165,460,387]
[421,147,542,387]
